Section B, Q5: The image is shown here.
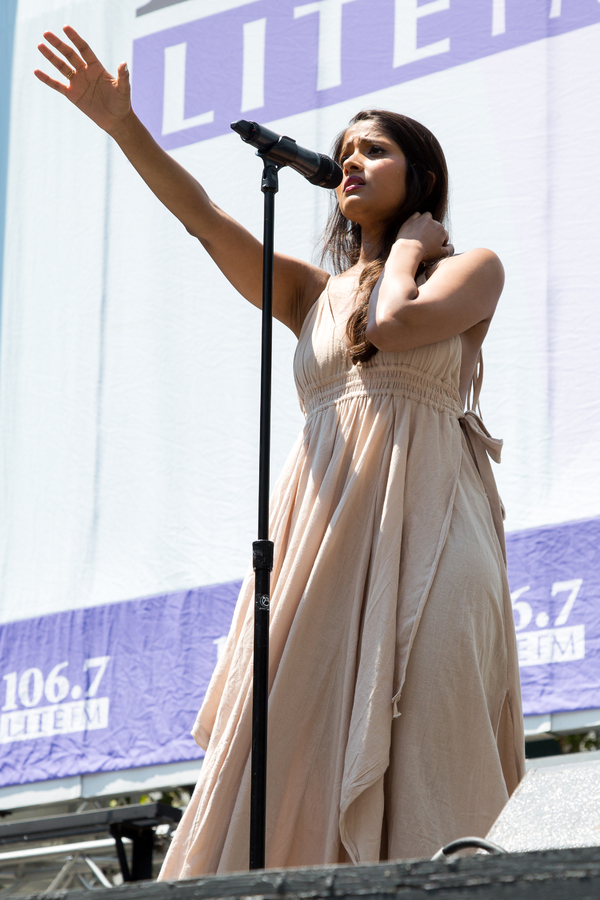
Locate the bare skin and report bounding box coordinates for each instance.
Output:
[333,125,504,402]
[35,27,503,404]
[34,26,327,336]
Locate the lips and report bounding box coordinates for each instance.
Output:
[343,176,365,193]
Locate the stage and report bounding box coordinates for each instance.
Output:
[16,847,600,900]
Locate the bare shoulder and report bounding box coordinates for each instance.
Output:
[434,247,504,281]
[426,247,504,318]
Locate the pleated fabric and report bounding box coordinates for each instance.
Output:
[159,281,525,879]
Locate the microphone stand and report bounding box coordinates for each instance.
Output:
[249,154,282,871]
[231,118,341,870]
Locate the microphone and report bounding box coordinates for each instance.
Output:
[230,119,343,190]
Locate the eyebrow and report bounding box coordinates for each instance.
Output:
[340,134,389,152]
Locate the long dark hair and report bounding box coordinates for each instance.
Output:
[320,110,449,364]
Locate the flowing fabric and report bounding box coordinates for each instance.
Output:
[159,280,525,879]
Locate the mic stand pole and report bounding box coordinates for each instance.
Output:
[250,154,282,871]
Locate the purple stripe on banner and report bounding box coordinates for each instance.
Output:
[0,583,240,788]
[131,0,600,151]
[506,516,600,717]
[1,515,600,788]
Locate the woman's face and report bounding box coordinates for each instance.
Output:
[335,121,408,227]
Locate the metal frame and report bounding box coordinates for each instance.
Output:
[0,802,180,890]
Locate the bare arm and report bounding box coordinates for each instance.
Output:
[34,26,327,335]
[365,212,504,352]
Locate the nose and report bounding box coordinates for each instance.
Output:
[342,147,363,172]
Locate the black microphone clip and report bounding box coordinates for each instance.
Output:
[231,119,342,190]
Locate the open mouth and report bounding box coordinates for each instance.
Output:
[344,177,365,193]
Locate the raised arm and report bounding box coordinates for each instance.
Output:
[34,26,327,335]
[365,212,504,353]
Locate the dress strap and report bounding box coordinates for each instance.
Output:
[296,279,329,344]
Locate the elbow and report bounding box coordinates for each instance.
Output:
[365,315,402,353]
[366,302,421,352]
[366,285,418,351]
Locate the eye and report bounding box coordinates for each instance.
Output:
[369,144,384,156]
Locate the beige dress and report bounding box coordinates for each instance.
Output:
[159,279,525,879]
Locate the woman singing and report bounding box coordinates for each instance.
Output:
[35,25,524,877]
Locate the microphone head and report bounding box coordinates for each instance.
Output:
[307,154,343,190]
[230,119,256,143]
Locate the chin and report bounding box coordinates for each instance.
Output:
[339,200,366,223]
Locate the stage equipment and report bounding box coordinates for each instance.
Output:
[230,121,341,870]
[29,846,600,899]
[431,837,505,860]
[487,753,600,852]
[231,120,342,189]
[0,802,180,882]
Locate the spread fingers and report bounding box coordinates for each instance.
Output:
[37,42,78,81]
[33,67,68,95]
[62,25,100,67]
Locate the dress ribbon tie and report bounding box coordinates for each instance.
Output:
[460,410,506,563]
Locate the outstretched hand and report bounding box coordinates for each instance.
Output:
[34,25,131,134]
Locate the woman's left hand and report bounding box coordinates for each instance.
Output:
[394,211,454,263]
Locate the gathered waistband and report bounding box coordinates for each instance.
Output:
[298,364,463,418]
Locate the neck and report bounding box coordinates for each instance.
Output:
[356,222,385,267]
